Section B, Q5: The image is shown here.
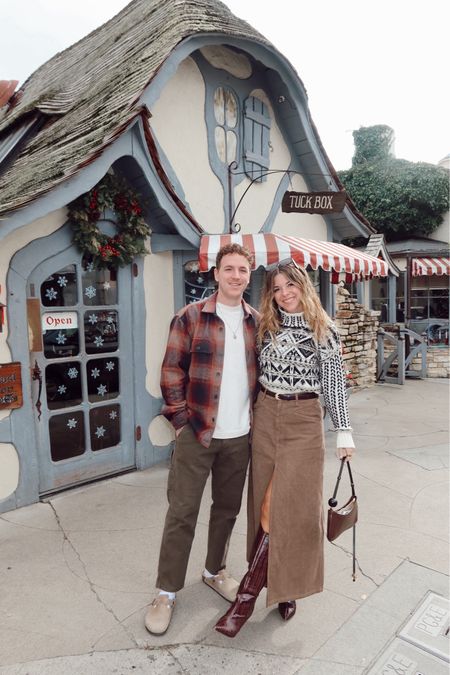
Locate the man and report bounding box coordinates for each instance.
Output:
[145,243,259,635]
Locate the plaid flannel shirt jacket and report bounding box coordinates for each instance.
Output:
[160,291,259,447]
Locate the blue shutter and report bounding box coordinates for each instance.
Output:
[243,96,271,182]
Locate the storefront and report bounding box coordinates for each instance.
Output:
[0,0,388,512]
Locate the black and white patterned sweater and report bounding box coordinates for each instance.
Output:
[259,310,354,447]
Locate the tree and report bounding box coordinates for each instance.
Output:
[338,125,449,241]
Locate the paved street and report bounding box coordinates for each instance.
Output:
[0,379,448,674]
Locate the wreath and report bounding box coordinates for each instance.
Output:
[68,173,151,269]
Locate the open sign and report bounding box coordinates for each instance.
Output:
[42,312,78,330]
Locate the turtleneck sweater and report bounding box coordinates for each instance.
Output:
[259,309,354,449]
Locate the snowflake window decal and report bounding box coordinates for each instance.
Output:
[109,410,118,420]
[56,332,67,345]
[85,285,97,300]
[85,261,95,272]
[93,336,104,348]
[103,281,111,290]
[67,367,78,379]
[91,367,100,379]
[97,384,107,396]
[45,287,58,301]
[67,418,77,429]
[105,361,115,371]
[57,276,68,287]
[58,385,67,395]
[95,426,106,438]
[88,313,98,325]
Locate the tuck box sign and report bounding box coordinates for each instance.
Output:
[282,190,347,214]
[0,362,23,410]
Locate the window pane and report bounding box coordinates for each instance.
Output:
[46,361,82,410]
[82,262,118,306]
[43,326,79,359]
[214,126,226,163]
[90,404,121,451]
[226,130,237,163]
[214,87,225,125]
[87,357,119,402]
[430,298,449,319]
[411,299,427,320]
[224,90,237,128]
[84,310,119,354]
[49,411,85,461]
[41,265,77,307]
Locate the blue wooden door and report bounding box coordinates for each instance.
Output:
[28,249,135,494]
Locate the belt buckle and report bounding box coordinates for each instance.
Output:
[274,392,281,400]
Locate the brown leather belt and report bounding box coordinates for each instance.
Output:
[260,386,318,401]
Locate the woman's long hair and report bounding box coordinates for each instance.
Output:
[257,262,331,345]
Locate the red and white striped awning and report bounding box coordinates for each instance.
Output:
[199,233,388,281]
[412,257,450,276]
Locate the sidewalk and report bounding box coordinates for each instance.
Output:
[0,379,448,674]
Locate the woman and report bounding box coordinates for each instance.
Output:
[215,258,355,638]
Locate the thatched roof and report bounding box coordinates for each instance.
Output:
[0,0,270,217]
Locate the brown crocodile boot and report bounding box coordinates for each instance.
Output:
[214,527,269,638]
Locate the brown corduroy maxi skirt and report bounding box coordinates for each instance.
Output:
[247,390,325,607]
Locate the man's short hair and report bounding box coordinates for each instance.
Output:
[215,243,253,269]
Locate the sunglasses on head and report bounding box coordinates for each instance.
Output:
[266,257,301,272]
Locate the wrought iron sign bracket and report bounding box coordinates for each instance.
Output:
[227,163,339,233]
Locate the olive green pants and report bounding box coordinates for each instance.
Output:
[156,424,250,592]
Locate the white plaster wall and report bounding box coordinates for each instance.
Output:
[150,57,224,234]
[143,249,175,446]
[0,209,66,499]
[0,208,67,364]
[0,444,19,500]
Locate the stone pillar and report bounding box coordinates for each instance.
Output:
[334,285,380,388]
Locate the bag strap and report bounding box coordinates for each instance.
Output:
[330,458,357,581]
[331,458,356,501]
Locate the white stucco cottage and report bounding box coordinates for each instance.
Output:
[0,0,388,511]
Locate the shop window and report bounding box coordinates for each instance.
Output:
[396,272,406,322]
[307,268,320,297]
[243,95,271,182]
[371,276,389,323]
[213,87,238,165]
[410,275,449,344]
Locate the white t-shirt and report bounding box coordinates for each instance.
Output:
[213,302,250,439]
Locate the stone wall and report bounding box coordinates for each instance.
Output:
[334,286,380,388]
[409,346,450,378]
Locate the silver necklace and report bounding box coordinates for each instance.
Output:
[221,313,243,339]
